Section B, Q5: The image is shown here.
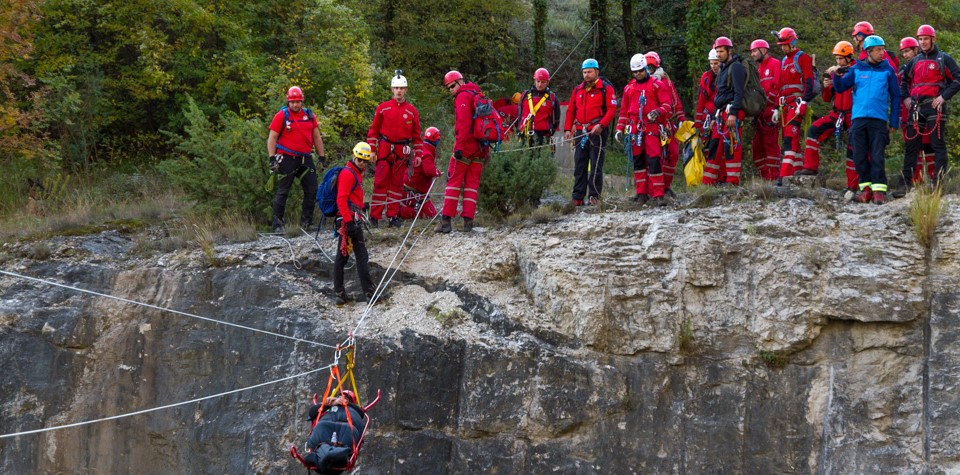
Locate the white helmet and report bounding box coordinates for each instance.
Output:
[629,53,647,72]
[391,69,408,88]
[708,49,719,61]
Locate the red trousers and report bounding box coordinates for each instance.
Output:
[752,107,781,180]
[371,154,408,220]
[662,138,680,189]
[398,189,438,219]
[442,156,484,219]
[629,132,665,198]
[780,97,806,178]
[703,112,742,185]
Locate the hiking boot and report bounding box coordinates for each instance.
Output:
[389,217,402,228]
[633,194,649,205]
[665,189,677,198]
[462,218,474,232]
[891,185,908,199]
[855,188,873,203]
[796,168,818,176]
[569,199,583,207]
[649,196,665,207]
[775,178,784,187]
[436,216,452,234]
[588,196,599,206]
[335,291,352,307]
[873,191,886,205]
[369,218,379,228]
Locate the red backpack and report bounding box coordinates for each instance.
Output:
[468,91,503,147]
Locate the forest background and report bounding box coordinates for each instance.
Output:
[0,0,958,239]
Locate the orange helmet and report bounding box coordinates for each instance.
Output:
[852,21,874,37]
[286,86,304,101]
[832,41,854,57]
[775,27,798,45]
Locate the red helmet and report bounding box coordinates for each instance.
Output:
[917,24,936,39]
[533,68,550,81]
[286,86,304,102]
[776,27,798,45]
[443,70,463,86]
[852,21,874,36]
[644,52,661,68]
[713,36,733,49]
[340,390,357,404]
[900,37,919,51]
[424,126,442,142]
[750,39,770,51]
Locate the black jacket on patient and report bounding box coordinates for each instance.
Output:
[303,402,367,475]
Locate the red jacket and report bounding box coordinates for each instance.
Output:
[367,98,423,160]
[404,142,441,193]
[695,70,717,128]
[519,88,561,133]
[564,78,617,132]
[656,75,686,123]
[336,161,364,224]
[778,49,815,101]
[901,46,960,100]
[269,108,318,155]
[758,55,781,106]
[452,82,487,159]
[616,77,672,134]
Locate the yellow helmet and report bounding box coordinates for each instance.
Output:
[352,142,372,161]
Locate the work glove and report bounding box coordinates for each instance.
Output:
[647,110,660,122]
[316,155,326,166]
[614,130,622,143]
[345,221,360,235]
[268,154,280,173]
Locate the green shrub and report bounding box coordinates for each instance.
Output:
[478,154,558,217]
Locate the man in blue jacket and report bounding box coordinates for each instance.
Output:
[830,35,901,204]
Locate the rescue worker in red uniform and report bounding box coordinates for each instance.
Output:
[646,51,686,194]
[704,37,746,186]
[494,93,521,140]
[439,70,488,233]
[563,58,618,206]
[774,27,817,183]
[367,71,422,228]
[799,41,857,193]
[695,49,720,140]
[852,21,899,71]
[519,68,561,151]
[896,24,960,194]
[750,39,782,181]
[399,126,442,220]
[267,86,326,232]
[898,37,935,184]
[615,53,674,206]
[333,143,375,307]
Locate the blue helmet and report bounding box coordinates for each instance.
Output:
[582,58,600,70]
[863,35,885,50]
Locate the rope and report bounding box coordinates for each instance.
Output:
[904,103,942,140]
[0,269,336,349]
[493,131,588,155]
[0,365,331,439]
[550,21,598,84]
[257,232,304,271]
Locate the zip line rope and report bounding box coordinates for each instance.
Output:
[0,365,331,439]
[0,269,336,349]
[550,21,598,83]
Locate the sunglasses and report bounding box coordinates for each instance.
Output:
[446,83,457,90]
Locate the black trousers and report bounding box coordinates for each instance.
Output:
[333,221,373,296]
[903,100,948,185]
[850,118,890,189]
[272,154,318,228]
[572,131,607,200]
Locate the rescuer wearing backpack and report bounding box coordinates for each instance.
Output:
[830,35,900,205]
[646,51,686,194]
[898,37,936,185]
[439,71,494,233]
[563,58,618,206]
[773,27,817,183]
[704,37,746,186]
[266,86,326,233]
[333,143,375,307]
[749,39,782,181]
[399,126,442,220]
[895,24,960,194]
[367,71,423,229]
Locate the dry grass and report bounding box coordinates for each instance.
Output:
[909,184,946,250]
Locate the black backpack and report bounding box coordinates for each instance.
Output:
[727,58,766,117]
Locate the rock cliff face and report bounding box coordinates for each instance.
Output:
[0,193,957,474]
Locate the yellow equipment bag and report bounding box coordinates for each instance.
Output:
[674,120,697,143]
[684,136,705,187]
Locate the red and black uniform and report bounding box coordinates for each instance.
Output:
[753,55,782,180]
[367,98,422,221]
[564,78,617,202]
[400,141,441,219]
[777,49,816,178]
[269,107,320,229]
[443,82,488,220]
[802,70,857,189]
[616,76,673,198]
[493,98,520,141]
[705,55,746,185]
[898,62,935,183]
[519,87,561,147]
[656,74,686,189]
[333,161,373,298]
[695,69,718,134]
[899,45,960,185]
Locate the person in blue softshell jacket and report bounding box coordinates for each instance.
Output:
[830,34,900,205]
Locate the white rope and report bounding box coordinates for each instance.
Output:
[0,269,336,349]
[550,21,598,82]
[258,232,304,271]
[493,131,588,155]
[0,365,331,439]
